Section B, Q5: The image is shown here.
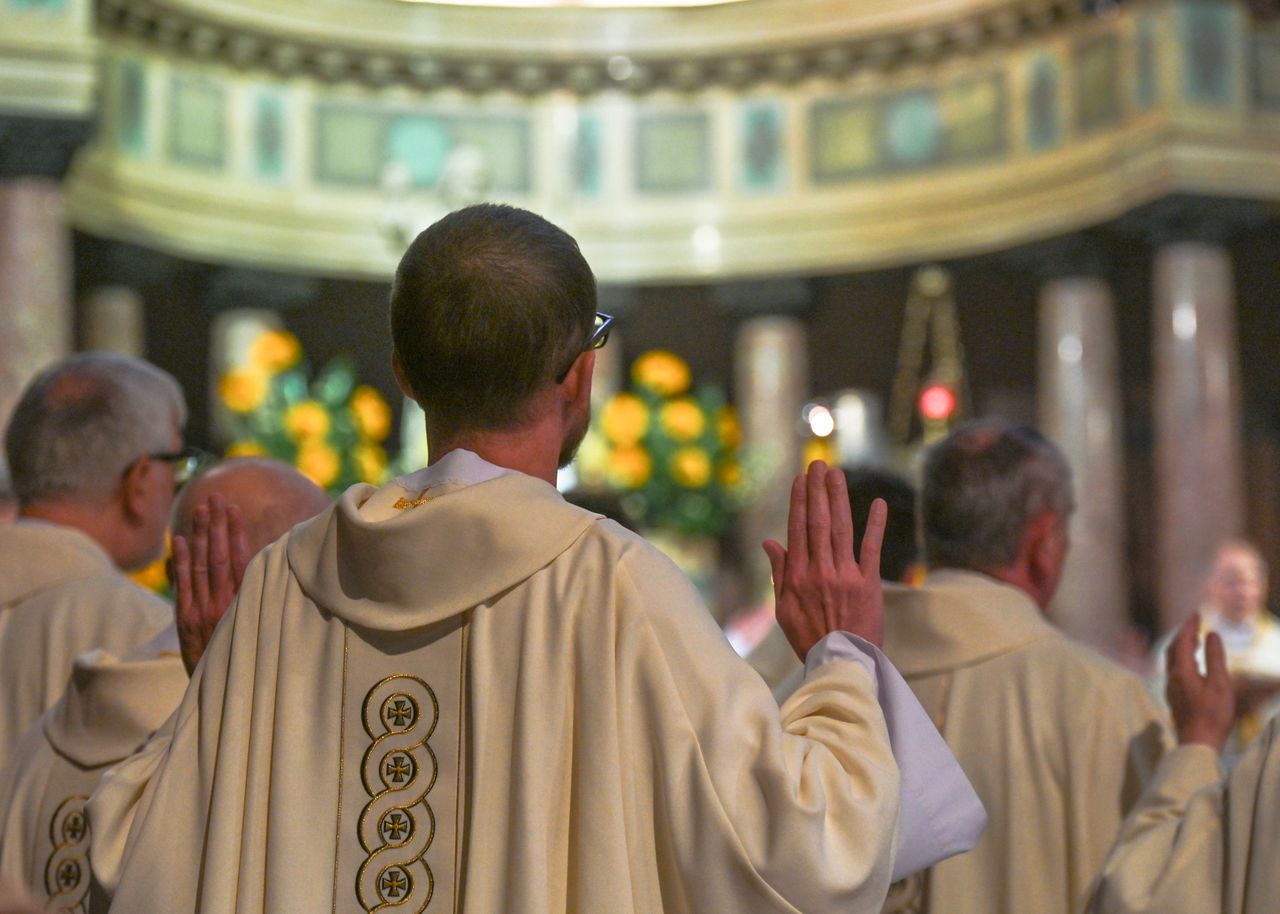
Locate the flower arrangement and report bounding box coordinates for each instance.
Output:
[592,350,743,536]
[217,329,393,494]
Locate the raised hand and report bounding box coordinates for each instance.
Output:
[171,492,250,676]
[1165,612,1235,753]
[763,461,887,658]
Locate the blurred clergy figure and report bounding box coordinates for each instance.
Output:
[0,354,183,768]
[879,421,1173,914]
[89,205,982,914]
[0,459,329,912]
[1090,613,1280,914]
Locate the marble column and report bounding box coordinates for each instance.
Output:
[82,285,146,356]
[1153,241,1246,635]
[0,179,73,435]
[735,316,808,595]
[1037,276,1129,654]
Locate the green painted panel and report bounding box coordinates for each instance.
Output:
[1179,0,1237,106]
[116,59,146,156]
[741,103,784,192]
[450,116,531,193]
[1027,54,1062,151]
[168,76,226,169]
[810,98,879,182]
[941,76,1005,160]
[1076,34,1123,132]
[253,91,286,181]
[573,113,603,198]
[1252,33,1280,113]
[314,107,386,186]
[635,112,710,193]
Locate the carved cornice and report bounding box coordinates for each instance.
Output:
[96,0,1105,95]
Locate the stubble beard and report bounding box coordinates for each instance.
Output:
[557,408,591,470]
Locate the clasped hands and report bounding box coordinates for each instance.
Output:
[764,461,888,659]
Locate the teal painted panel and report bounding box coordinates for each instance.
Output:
[450,116,532,193]
[1252,33,1280,113]
[253,91,287,181]
[1076,34,1123,132]
[635,112,710,194]
[168,76,226,169]
[1135,14,1159,111]
[573,114,602,198]
[4,0,66,10]
[741,103,785,192]
[314,106,385,186]
[387,116,452,187]
[1027,54,1062,151]
[884,92,942,165]
[116,59,146,156]
[1179,0,1237,106]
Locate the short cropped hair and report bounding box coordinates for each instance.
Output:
[843,466,918,583]
[4,352,187,503]
[921,419,1074,571]
[389,204,597,434]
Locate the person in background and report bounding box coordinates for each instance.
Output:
[877,419,1172,914]
[0,354,183,768]
[0,457,329,912]
[1150,540,1280,757]
[0,464,16,527]
[1089,612,1279,914]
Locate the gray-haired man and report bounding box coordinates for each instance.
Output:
[879,419,1173,914]
[0,353,184,767]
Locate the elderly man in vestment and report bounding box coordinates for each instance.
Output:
[875,420,1173,914]
[89,204,983,914]
[0,458,328,912]
[0,354,185,768]
[1090,612,1280,913]
[1151,541,1280,757]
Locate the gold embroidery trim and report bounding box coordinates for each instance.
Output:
[45,795,91,913]
[393,495,436,510]
[356,674,440,913]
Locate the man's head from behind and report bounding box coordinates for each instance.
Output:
[171,458,331,558]
[4,353,187,569]
[843,466,918,584]
[921,419,1075,609]
[1203,540,1269,625]
[389,204,597,469]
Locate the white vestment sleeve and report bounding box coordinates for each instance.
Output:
[807,632,988,880]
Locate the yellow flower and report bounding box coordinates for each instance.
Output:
[716,405,742,449]
[659,398,706,441]
[350,385,392,442]
[129,555,169,594]
[803,438,837,469]
[632,350,691,396]
[718,459,743,489]
[218,370,268,414]
[226,441,267,458]
[354,443,388,485]
[600,393,650,446]
[606,446,652,488]
[248,329,302,373]
[297,443,340,489]
[669,446,712,488]
[285,401,331,442]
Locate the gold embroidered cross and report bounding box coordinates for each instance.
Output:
[392,494,435,510]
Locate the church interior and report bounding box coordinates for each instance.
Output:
[3,0,1279,667]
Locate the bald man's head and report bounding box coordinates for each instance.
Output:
[172,458,330,557]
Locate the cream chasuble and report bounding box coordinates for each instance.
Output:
[0,630,187,913]
[1089,715,1280,914]
[91,458,904,914]
[878,570,1174,914]
[0,522,171,769]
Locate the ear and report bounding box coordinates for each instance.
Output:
[559,349,596,410]
[391,350,417,402]
[120,457,152,523]
[1026,508,1067,590]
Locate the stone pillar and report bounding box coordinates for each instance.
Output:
[0,179,73,434]
[1152,241,1246,634]
[82,285,146,356]
[735,316,808,595]
[1037,275,1128,653]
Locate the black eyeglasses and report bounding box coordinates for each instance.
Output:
[138,446,213,486]
[555,312,615,384]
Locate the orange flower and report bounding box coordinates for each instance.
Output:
[354,443,388,485]
[659,398,706,441]
[297,443,340,488]
[631,350,691,396]
[225,441,267,458]
[716,405,742,449]
[600,393,650,446]
[285,401,330,442]
[350,385,392,442]
[669,446,712,488]
[248,330,302,373]
[217,370,267,413]
[606,446,652,488]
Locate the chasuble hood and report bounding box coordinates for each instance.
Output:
[286,473,596,631]
[0,522,115,606]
